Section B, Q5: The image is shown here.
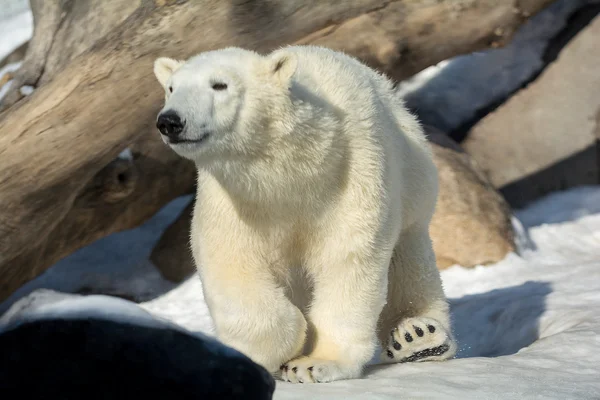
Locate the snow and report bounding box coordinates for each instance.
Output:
[0,0,32,102]
[118,147,134,161]
[140,186,600,399]
[396,60,450,98]
[0,289,245,363]
[18,84,33,95]
[0,289,171,332]
[1,186,599,399]
[0,2,32,62]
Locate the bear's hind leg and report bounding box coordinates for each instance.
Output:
[378,225,457,364]
[382,315,455,363]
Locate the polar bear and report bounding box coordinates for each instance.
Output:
[152,45,457,383]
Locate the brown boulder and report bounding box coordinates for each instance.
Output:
[150,200,196,283]
[427,126,516,269]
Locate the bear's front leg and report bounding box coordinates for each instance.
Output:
[281,238,390,383]
[194,238,307,375]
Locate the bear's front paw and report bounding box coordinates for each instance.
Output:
[382,317,457,364]
[279,357,360,384]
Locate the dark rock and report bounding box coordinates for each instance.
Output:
[463,15,600,208]
[0,298,275,400]
[150,199,196,283]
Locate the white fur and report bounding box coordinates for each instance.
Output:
[153,45,456,383]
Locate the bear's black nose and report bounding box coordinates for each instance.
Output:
[156,110,185,139]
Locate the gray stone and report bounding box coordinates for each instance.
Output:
[398,0,600,135]
[463,15,600,207]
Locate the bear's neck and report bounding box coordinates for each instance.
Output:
[201,126,348,219]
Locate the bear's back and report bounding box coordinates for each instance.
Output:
[281,46,436,227]
[282,45,396,116]
[282,45,428,151]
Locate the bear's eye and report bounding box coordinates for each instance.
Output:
[212,82,228,91]
[168,86,173,93]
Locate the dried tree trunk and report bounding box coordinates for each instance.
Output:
[0,0,69,109]
[1,138,196,299]
[0,0,554,301]
[0,0,140,111]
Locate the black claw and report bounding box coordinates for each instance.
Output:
[427,324,436,333]
[292,367,298,373]
[283,365,289,372]
[414,326,424,337]
[280,365,286,370]
[399,344,451,363]
[307,366,314,371]
[392,338,402,350]
[299,380,304,384]
[405,332,413,342]
[387,350,394,359]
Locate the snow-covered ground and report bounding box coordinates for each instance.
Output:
[0,0,31,61]
[1,186,600,399]
[143,186,600,399]
[0,0,32,101]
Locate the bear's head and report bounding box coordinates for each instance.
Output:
[153,47,298,163]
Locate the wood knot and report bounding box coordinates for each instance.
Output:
[100,158,138,203]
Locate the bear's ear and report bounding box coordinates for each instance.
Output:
[154,57,182,88]
[267,50,297,87]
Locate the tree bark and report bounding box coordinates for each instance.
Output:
[0,41,28,70]
[0,0,554,301]
[0,136,196,300]
[0,0,69,110]
[0,0,140,111]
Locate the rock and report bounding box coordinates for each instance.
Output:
[398,0,600,136]
[427,126,516,269]
[463,14,600,208]
[151,199,196,282]
[0,290,275,400]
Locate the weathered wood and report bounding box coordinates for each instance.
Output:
[297,0,556,82]
[0,0,554,300]
[0,41,28,70]
[0,134,196,300]
[1,0,68,109]
[0,0,140,110]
